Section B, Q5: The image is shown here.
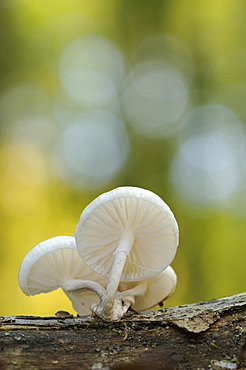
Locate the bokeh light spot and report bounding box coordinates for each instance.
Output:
[58,35,125,108]
[170,104,245,207]
[131,34,195,83]
[55,110,130,189]
[122,62,189,139]
[62,70,117,106]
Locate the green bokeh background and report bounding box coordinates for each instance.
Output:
[0,0,245,316]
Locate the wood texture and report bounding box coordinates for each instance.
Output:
[0,293,245,369]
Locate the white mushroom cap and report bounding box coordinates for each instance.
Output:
[75,186,179,282]
[18,236,108,315]
[118,266,177,311]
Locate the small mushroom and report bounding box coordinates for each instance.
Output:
[66,266,176,318]
[75,186,179,320]
[18,235,108,315]
[118,266,177,311]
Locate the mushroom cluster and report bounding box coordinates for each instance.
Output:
[18,186,179,321]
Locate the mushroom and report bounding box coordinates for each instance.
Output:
[18,235,108,315]
[118,266,177,311]
[75,186,179,320]
[71,266,177,317]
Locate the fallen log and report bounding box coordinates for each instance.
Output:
[0,293,245,369]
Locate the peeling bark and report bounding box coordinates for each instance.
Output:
[0,293,245,369]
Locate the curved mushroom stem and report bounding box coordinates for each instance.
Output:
[118,281,148,304]
[93,230,135,320]
[62,279,106,300]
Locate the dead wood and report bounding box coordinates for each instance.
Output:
[0,292,245,369]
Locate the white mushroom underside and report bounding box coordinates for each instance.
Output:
[76,189,179,281]
[18,237,107,296]
[118,266,177,310]
[23,248,90,294]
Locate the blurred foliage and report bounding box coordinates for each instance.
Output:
[0,0,245,316]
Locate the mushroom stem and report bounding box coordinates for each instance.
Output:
[95,230,135,320]
[62,279,106,300]
[117,281,148,308]
[106,230,135,304]
[119,281,148,299]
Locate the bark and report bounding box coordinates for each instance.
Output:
[0,293,245,370]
